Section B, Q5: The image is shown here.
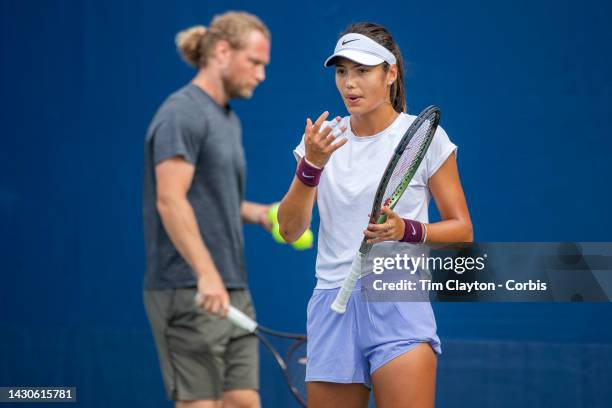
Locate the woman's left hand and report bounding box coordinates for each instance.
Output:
[363,206,405,244]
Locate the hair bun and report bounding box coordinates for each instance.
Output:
[175,25,207,67]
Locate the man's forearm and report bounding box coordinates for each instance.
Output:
[240,201,268,224]
[157,196,218,279]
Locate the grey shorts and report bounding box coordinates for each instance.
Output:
[144,288,258,401]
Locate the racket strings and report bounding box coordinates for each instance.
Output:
[286,339,308,403]
[381,116,437,210]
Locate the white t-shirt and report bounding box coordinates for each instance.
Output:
[293,113,457,289]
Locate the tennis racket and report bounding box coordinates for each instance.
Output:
[331,105,441,313]
[195,295,307,407]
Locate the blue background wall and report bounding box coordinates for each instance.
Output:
[1,0,611,406]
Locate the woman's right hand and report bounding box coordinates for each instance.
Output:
[304,111,348,168]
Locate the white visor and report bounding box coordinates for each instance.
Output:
[324,33,396,67]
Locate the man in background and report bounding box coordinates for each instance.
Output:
[143,11,271,408]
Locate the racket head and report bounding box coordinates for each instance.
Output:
[256,333,307,407]
[285,338,308,406]
[192,298,308,406]
[370,106,441,225]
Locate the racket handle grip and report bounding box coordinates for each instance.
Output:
[331,254,363,314]
[227,306,258,332]
[194,294,258,333]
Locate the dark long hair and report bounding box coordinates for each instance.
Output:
[340,22,407,113]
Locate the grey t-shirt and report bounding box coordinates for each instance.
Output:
[143,84,247,289]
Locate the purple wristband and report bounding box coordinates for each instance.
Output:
[296,158,323,187]
[400,218,424,243]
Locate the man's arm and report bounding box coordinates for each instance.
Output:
[155,156,229,315]
[240,201,272,231]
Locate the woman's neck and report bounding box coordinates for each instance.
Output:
[350,104,399,136]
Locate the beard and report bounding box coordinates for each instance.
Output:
[223,75,255,100]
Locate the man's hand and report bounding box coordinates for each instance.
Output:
[241,202,273,232]
[257,205,273,231]
[196,273,230,317]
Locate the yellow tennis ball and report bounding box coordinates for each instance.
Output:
[271,222,286,244]
[292,229,314,250]
[268,203,280,224]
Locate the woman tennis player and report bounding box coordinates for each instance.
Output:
[278,22,472,407]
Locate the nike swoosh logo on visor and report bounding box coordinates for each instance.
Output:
[341,39,359,46]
